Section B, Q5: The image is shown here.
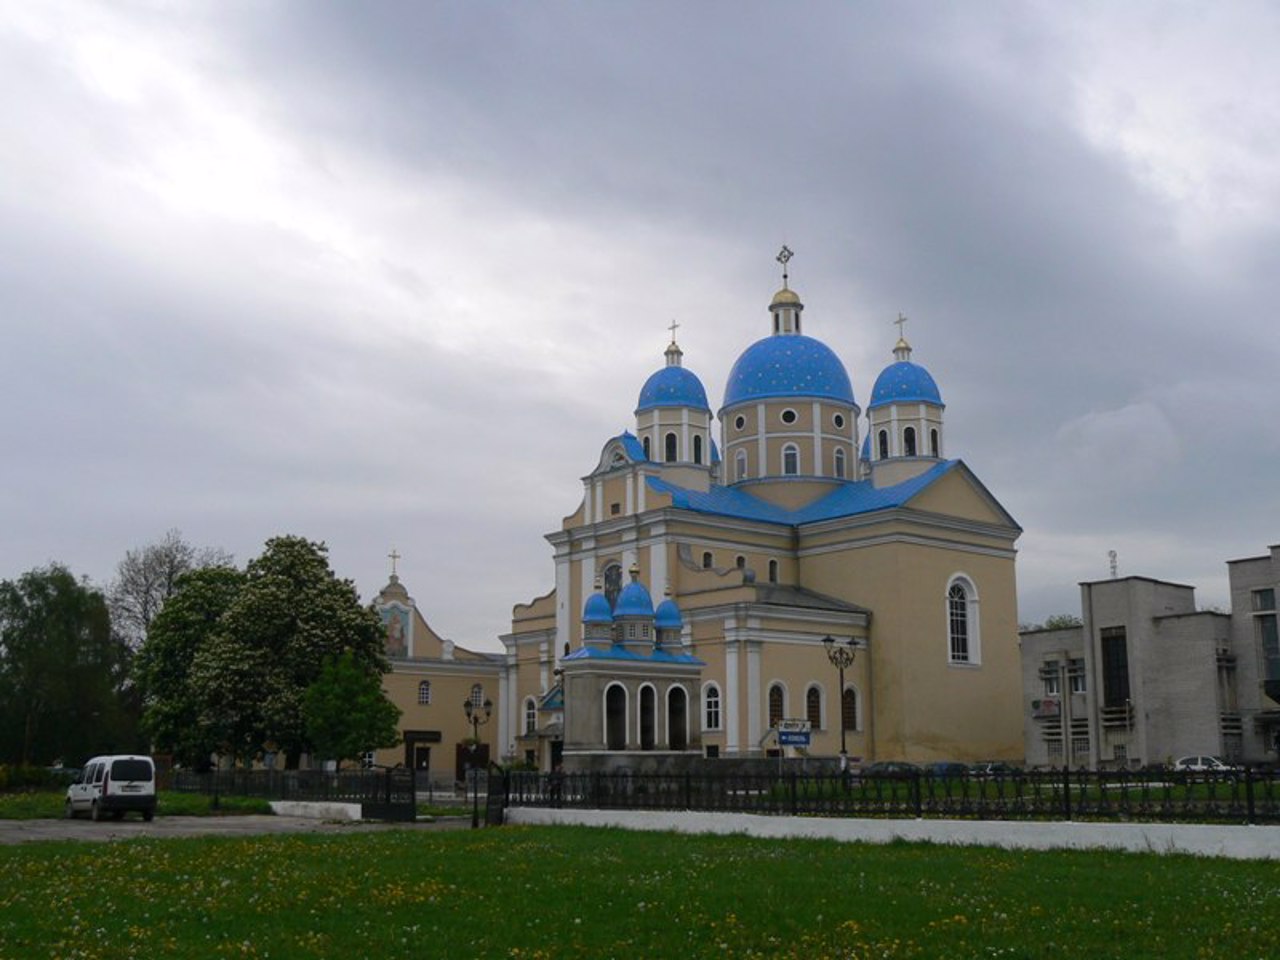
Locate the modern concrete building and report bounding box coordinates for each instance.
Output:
[1021,548,1280,769]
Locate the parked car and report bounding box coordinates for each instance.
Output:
[860,761,922,779]
[925,761,970,780]
[1172,756,1233,775]
[969,761,1020,778]
[65,755,156,822]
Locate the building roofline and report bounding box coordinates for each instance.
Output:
[1078,575,1197,590]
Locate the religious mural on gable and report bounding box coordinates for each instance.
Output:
[380,605,410,658]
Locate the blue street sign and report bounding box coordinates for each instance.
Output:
[778,731,811,746]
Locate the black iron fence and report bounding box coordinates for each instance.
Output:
[171,767,417,821]
[505,767,1280,825]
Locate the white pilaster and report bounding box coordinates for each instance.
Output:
[555,554,571,658]
[812,401,823,475]
[756,403,767,476]
[724,636,740,755]
[625,474,634,515]
[746,641,762,749]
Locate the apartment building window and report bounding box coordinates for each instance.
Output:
[1040,661,1060,696]
[1100,626,1130,707]
[1068,658,1087,694]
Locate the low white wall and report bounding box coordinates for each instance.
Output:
[269,800,362,821]
[505,807,1280,860]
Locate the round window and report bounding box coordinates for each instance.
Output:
[833,413,845,429]
[734,415,746,430]
[781,409,797,425]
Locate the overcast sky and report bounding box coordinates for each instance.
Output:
[3,1,1278,648]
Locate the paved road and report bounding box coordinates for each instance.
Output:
[0,814,473,845]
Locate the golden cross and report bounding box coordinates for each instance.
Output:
[776,245,794,287]
[895,313,908,339]
[388,548,401,576]
[668,319,680,343]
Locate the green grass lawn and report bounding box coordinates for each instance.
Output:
[0,791,271,820]
[1,826,1276,959]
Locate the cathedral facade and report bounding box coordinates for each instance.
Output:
[499,257,1024,771]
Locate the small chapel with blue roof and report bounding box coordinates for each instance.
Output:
[500,250,1024,772]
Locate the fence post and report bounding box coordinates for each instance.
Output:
[789,771,798,816]
[1245,766,1256,825]
[912,770,922,818]
[1062,766,1071,820]
[684,771,692,810]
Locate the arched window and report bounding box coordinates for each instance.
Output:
[417,680,431,705]
[643,436,651,459]
[605,684,627,750]
[735,555,746,569]
[842,687,858,732]
[639,685,656,750]
[782,444,799,476]
[806,686,822,729]
[667,686,688,751]
[834,447,846,479]
[735,450,748,481]
[878,429,889,460]
[702,551,713,569]
[664,432,678,463]
[768,559,778,583]
[703,683,721,730]
[693,435,703,465]
[904,426,917,457]
[930,428,940,458]
[603,563,622,610]
[947,576,981,664]
[767,683,784,728]
[469,684,484,709]
[523,697,537,734]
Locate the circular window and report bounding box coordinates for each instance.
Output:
[833,413,845,429]
[781,409,797,425]
[734,415,746,431]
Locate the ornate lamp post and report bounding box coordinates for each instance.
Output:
[823,635,856,770]
[463,697,493,829]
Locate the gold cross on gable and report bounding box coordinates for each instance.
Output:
[895,313,908,339]
[668,319,680,343]
[388,548,401,576]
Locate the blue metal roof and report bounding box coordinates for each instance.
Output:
[615,579,655,617]
[722,335,855,409]
[647,460,959,525]
[617,431,647,461]
[636,366,710,413]
[583,592,613,624]
[869,361,943,409]
[654,598,683,629]
[563,645,704,665]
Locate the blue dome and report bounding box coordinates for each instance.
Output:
[722,335,855,409]
[583,592,613,625]
[654,598,683,630]
[637,366,710,413]
[869,361,943,409]
[615,580,655,618]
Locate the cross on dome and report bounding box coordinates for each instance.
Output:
[776,244,794,289]
[387,547,401,577]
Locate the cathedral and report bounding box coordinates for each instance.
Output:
[495,251,1025,772]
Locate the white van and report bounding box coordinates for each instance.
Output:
[65,755,157,821]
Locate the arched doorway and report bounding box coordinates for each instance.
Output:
[667,686,688,751]
[639,685,656,750]
[606,685,627,750]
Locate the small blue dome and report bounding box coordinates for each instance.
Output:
[654,598,683,630]
[722,335,855,409]
[869,361,942,409]
[615,580,655,618]
[637,366,710,413]
[583,592,613,625]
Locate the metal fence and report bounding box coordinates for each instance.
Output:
[171,767,417,821]
[504,767,1280,825]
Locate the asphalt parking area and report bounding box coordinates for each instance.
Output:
[0,814,472,845]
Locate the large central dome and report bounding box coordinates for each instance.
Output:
[721,334,856,409]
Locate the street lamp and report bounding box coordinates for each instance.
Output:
[823,635,856,770]
[463,697,493,829]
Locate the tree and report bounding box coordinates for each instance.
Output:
[1041,614,1083,630]
[109,529,232,650]
[132,565,245,769]
[170,536,387,766]
[0,565,139,765]
[302,651,401,769]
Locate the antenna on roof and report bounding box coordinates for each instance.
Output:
[1108,550,1118,579]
